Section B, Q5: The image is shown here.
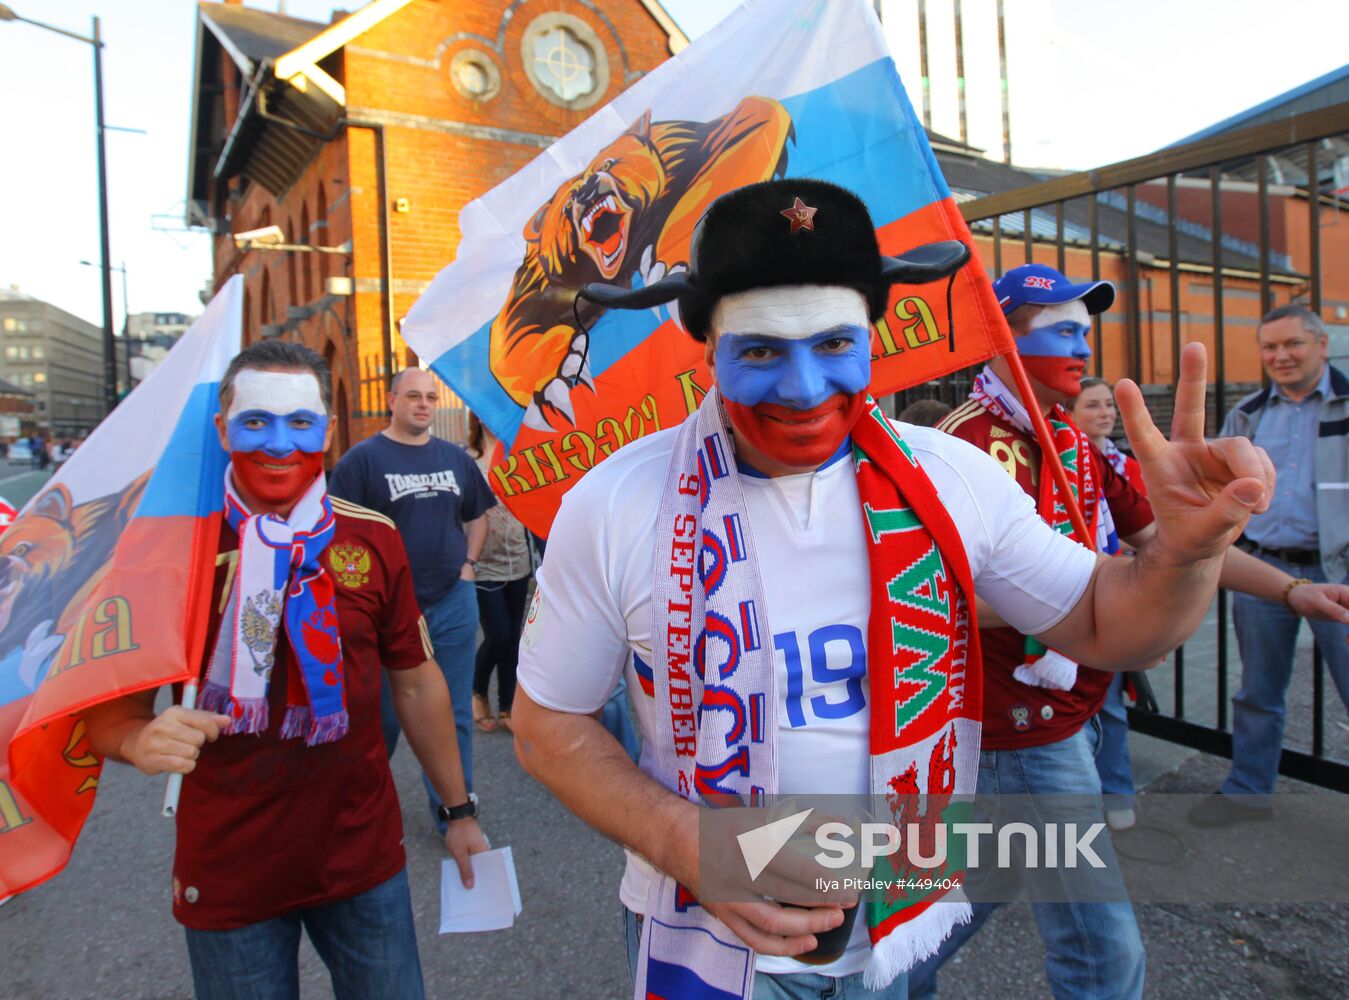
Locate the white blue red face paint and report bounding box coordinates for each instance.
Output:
[711,286,871,470]
[1015,300,1093,399]
[225,369,328,505]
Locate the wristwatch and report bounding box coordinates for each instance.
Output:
[464,558,479,571]
[437,792,479,823]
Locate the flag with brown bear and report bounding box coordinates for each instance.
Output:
[401,0,1013,537]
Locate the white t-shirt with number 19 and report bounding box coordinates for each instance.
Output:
[517,421,1096,976]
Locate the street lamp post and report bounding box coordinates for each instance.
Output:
[0,5,119,417]
[79,258,132,394]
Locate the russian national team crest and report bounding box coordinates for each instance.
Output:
[327,543,371,590]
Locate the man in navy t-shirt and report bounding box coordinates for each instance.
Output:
[330,367,494,828]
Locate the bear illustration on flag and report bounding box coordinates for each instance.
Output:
[0,278,241,898]
[402,0,1013,538]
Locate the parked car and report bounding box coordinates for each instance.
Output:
[7,441,32,464]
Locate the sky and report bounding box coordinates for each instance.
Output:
[0,0,1342,329]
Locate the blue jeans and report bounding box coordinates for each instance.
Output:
[1225,554,1349,800]
[623,908,908,999]
[908,724,1144,1000]
[1094,673,1136,806]
[183,868,423,1000]
[379,578,479,828]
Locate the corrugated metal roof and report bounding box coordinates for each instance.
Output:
[1168,64,1349,147]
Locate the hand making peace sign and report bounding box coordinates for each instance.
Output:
[1115,342,1277,563]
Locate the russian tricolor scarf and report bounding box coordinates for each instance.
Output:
[200,470,348,745]
[637,390,981,998]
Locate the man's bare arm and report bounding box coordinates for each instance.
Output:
[83,689,230,774]
[512,689,841,956]
[387,659,490,885]
[513,688,696,881]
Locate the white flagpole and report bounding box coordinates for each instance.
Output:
[161,681,198,818]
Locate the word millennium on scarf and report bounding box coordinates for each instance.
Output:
[384,470,462,502]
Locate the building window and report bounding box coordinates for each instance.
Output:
[31,345,43,361]
[317,183,330,288]
[33,371,46,384]
[301,201,313,303]
[450,49,501,102]
[520,14,609,110]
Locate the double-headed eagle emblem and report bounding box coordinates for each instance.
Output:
[328,543,372,589]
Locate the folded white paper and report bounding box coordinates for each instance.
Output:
[439,847,522,934]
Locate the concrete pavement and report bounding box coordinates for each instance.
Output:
[3,709,1345,998]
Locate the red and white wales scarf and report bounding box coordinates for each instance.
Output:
[199,469,347,745]
[636,390,981,998]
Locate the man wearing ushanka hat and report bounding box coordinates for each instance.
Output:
[512,179,1276,999]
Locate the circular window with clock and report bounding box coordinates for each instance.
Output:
[449,49,501,102]
[520,13,610,110]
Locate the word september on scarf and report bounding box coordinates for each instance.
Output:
[969,366,1112,690]
[635,389,981,998]
[200,469,348,745]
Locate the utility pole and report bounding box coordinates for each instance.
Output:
[92,16,117,414]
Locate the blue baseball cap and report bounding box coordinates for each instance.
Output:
[992,264,1115,316]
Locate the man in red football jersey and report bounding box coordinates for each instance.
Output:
[84,341,487,1000]
[913,264,1349,1000]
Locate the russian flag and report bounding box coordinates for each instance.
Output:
[400,0,1012,539]
[645,920,751,1000]
[0,278,241,899]
[632,650,655,698]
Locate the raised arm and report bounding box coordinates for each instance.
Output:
[1039,343,1277,668]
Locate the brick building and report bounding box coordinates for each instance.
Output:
[187,0,686,455]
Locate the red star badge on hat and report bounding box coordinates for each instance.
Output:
[781,197,817,234]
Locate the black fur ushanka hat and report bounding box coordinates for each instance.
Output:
[578,178,970,341]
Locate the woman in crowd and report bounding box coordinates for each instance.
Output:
[1072,376,1146,494]
[466,412,534,734]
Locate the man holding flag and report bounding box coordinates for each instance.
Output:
[510,177,1281,1000]
[911,264,1349,1000]
[82,341,487,1000]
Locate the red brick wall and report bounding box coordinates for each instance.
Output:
[967,236,1272,388]
[206,0,677,451]
[349,0,674,441]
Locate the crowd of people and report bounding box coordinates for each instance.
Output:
[74,177,1347,1000]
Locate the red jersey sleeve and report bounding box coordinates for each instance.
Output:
[375,524,435,671]
[1091,442,1155,538]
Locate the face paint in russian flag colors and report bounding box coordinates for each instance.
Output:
[226,369,329,505]
[711,286,871,469]
[1015,299,1093,398]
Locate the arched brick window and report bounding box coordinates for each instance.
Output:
[316,183,330,287]
[301,201,313,303]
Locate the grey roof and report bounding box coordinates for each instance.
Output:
[1169,64,1349,146]
[189,4,339,212]
[0,377,33,397]
[198,2,326,76]
[938,151,1285,274]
